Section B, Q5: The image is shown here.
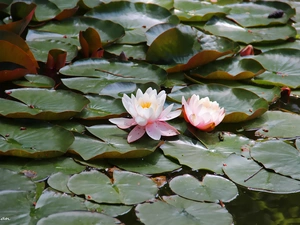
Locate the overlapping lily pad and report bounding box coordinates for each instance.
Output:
[0,88,89,120]
[13,74,55,88]
[136,195,233,225]
[60,58,167,94]
[0,119,74,158]
[168,83,268,123]
[67,170,158,204]
[223,154,300,193]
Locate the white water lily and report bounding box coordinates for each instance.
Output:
[182,94,225,132]
[109,87,181,143]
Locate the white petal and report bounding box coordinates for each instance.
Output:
[109,118,136,129]
[146,122,161,140]
[135,115,149,126]
[159,104,181,121]
[122,94,137,117]
[156,121,179,136]
[127,125,146,143]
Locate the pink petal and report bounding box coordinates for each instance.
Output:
[127,125,146,143]
[109,118,136,129]
[159,106,182,121]
[156,121,180,136]
[146,122,162,140]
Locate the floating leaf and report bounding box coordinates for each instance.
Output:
[252,49,300,88]
[168,84,268,123]
[223,154,300,193]
[47,172,71,194]
[0,119,74,158]
[204,17,296,44]
[60,58,167,94]
[136,195,233,225]
[251,140,300,180]
[13,74,55,88]
[170,174,238,203]
[67,170,158,204]
[0,88,89,120]
[109,150,181,175]
[85,201,132,217]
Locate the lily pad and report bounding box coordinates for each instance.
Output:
[136,195,233,225]
[169,174,238,203]
[13,74,55,88]
[60,58,167,94]
[223,154,300,193]
[168,83,268,123]
[67,170,158,204]
[47,172,71,194]
[85,201,132,217]
[85,1,178,44]
[109,150,181,175]
[0,119,74,158]
[242,111,300,139]
[252,49,300,88]
[0,88,89,120]
[191,57,264,80]
[204,17,296,44]
[251,140,300,180]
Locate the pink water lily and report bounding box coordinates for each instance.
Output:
[182,94,225,132]
[109,87,181,143]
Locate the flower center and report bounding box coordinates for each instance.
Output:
[140,101,151,108]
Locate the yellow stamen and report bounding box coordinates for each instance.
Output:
[141,101,151,108]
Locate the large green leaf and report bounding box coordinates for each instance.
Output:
[191,57,264,80]
[0,119,74,158]
[204,17,296,44]
[223,154,300,194]
[136,195,233,225]
[146,24,239,72]
[13,74,55,88]
[226,1,295,27]
[109,150,181,175]
[242,111,300,139]
[0,88,89,120]
[85,1,178,44]
[251,140,300,180]
[169,174,238,203]
[34,16,125,46]
[168,83,268,123]
[67,170,158,204]
[252,49,300,88]
[60,58,167,94]
[0,168,36,191]
[174,0,230,22]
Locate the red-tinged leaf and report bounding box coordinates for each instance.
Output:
[79,27,103,58]
[0,40,37,75]
[0,2,36,35]
[46,49,67,70]
[240,45,254,57]
[0,30,39,68]
[54,6,79,21]
[0,67,29,83]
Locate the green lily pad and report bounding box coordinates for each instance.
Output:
[85,201,132,217]
[170,174,238,203]
[168,83,268,123]
[104,44,147,61]
[67,170,158,204]
[136,195,233,225]
[47,172,71,194]
[242,111,300,138]
[251,140,300,180]
[37,211,120,225]
[85,1,178,44]
[191,57,264,80]
[252,49,300,88]
[0,119,74,158]
[204,17,296,44]
[60,58,167,94]
[146,24,239,72]
[0,88,89,120]
[226,1,295,27]
[223,154,300,193]
[109,150,181,175]
[35,16,125,46]
[174,0,230,22]
[76,95,125,120]
[13,74,55,88]
[27,39,78,63]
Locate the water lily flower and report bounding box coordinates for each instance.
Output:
[182,94,225,132]
[109,87,181,143]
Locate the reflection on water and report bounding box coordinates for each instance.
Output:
[226,187,300,225]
